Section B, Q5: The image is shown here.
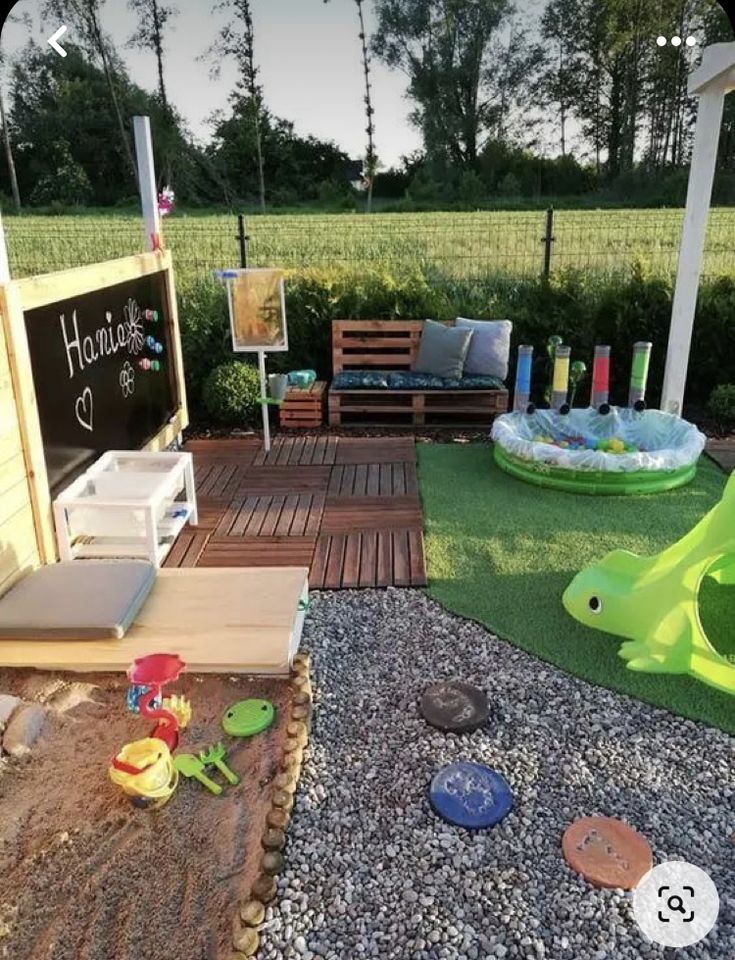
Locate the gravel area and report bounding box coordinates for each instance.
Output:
[261,589,734,960]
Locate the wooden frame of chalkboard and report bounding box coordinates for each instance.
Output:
[0,250,188,563]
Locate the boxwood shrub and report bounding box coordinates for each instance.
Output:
[177,267,735,423]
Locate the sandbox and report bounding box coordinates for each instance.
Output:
[0,664,310,960]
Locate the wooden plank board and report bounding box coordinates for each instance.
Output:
[198,537,316,568]
[235,466,332,495]
[211,493,325,539]
[0,567,309,674]
[164,436,427,592]
[707,439,735,474]
[311,527,426,590]
[185,438,260,463]
[336,437,417,464]
[322,497,423,532]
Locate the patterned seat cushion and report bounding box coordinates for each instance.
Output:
[444,374,506,390]
[332,370,505,391]
[387,371,446,390]
[332,370,390,390]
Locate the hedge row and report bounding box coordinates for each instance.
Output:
[177,267,735,423]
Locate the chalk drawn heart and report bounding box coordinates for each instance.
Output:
[75,387,94,433]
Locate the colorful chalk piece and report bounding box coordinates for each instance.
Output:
[429,761,513,829]
[144,309,159,321]
[151,360,161,372]
[139,359,151,371]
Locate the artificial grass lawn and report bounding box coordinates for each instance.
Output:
[418,444,735,735]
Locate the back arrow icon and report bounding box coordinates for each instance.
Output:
[48,25,68,57]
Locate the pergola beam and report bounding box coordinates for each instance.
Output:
[661,42,735,415]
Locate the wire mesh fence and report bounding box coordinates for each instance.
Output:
[5,208,735,282]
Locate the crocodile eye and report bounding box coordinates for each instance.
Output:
[589,596,603,615]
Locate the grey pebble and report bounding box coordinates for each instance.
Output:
[256,590,734,960]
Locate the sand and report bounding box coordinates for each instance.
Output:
[0,668,293,960]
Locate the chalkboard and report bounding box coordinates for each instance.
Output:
[24,271,178,494]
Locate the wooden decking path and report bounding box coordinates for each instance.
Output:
[707,438,735,474]
[166,436,427,589]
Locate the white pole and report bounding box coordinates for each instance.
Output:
[660,89,725,414]
[0,211,10,282]
[132,115,161,253]
[258,349,271,452]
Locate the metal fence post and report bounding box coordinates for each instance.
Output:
[541,206,555,278]
[237,214,249,268]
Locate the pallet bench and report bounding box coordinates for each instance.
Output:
[328,319,509,427]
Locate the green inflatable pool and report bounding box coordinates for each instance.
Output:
[491,408,705,496]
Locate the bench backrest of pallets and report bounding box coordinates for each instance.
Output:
[332,320,425,373]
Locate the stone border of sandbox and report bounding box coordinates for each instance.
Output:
[229,651,312,958]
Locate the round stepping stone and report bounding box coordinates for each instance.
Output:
[562,816,653,890]
[222,699,275,737]
[429,761,513,829]
[420,681,488,733]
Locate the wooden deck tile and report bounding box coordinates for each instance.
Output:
[210,493,325,540]
[172,436,426,590]
[235,466,332,495]
[335,437,416,465]
[707,439,735,473]
[254,436,339,467]
[192,501,227,531]
[310,528,426,589]
[327,461,419,497]
[185,438,260,464]
[163,529,210,568]
[321,496,423,532]
[198,536,316,568]
[197,463,239,499]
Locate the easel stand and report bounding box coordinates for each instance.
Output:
[258,349,271,452]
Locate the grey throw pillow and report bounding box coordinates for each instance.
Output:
[0,560,156,640]
[414,319,473,380]
[455,318,512,380]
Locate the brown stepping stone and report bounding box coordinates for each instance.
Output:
[562,816,653,890]
[420,681,488,733]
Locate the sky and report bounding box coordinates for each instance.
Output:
[1,0,430,166]
[2,2,730,167]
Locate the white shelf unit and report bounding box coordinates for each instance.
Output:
[53,451,198,567]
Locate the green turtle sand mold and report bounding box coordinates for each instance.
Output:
[563,472,735,695]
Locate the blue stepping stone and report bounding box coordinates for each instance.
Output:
[429,761,513,829]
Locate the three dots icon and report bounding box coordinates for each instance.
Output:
[656,35,697,47]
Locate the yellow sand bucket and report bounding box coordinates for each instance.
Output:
[109,737,178,809]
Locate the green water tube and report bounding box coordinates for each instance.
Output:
[493,444,697,496]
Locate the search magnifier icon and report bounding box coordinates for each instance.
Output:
[667,895,687,915]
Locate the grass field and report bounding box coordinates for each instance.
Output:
[419,444,734,733]
[5,208,735,281]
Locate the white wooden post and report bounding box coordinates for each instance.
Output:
[0,211,10,282]
[132,116,161,253]
[660,91,725,414]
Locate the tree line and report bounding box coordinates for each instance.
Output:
[0,0,733,213]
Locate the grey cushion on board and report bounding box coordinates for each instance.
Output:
[455,318,512,380]
[0,560,156,641]
[414,319,474,380]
